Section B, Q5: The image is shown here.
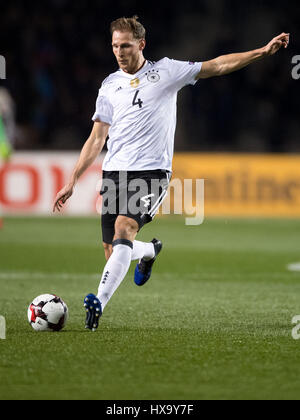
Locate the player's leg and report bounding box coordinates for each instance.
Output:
[85,177,143,330]
[103,242,113,261]
[103,239,157,263]
[84,170,168,330]
[103,237,159,280]
[84,216,137,331]
[133,170,170,286]
[84,207,116,331]
[134,239,163,286]
[103,237,156,263]
[96,216,138,311]
[131,240,155,261]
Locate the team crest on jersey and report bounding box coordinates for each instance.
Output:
[130,78,140,88]
[146,69,160,83]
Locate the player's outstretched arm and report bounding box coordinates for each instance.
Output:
[53,121,109,212]
[197,32,290,79]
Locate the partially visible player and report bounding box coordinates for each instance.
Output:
[0,87,15,162]
[0,87,16,228]
[53,16,289,331]
[0,117,11,161]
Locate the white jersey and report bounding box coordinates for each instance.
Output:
[92,57,202,171]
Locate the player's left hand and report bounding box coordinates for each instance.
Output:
[264,33,290,56]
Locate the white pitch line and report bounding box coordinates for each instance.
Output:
[0,271,100,281]
[287,263,300,272]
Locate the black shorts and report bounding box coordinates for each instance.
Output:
[100,170,171,244]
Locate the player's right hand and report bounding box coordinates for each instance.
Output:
[53,183,74,213]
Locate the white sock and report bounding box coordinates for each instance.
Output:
[131,240,155,261]
[97,240,133,310]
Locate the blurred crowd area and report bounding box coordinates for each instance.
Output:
[1,0,299,153]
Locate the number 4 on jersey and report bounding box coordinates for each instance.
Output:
[132,90,143,109]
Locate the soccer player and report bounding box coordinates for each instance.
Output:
[53,16,289,331]
[0,87,15,162]
[0,87,16,229]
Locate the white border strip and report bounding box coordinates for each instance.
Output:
[287,263,300,272]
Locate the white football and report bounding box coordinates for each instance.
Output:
[28,294,68,332]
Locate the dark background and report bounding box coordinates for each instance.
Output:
[1,0,299,152]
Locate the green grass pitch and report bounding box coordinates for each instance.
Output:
[1,216,300,400]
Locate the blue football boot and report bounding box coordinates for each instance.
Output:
[134,238,163,286]
[83,294,102,332]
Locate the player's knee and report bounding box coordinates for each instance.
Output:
[114,216,138,241]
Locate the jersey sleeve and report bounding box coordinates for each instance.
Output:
[165,58,202,91]
[92,86,114,125]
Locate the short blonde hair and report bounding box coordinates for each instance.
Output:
[110,16,146,40]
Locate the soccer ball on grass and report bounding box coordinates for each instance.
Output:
[28,294,68,332]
